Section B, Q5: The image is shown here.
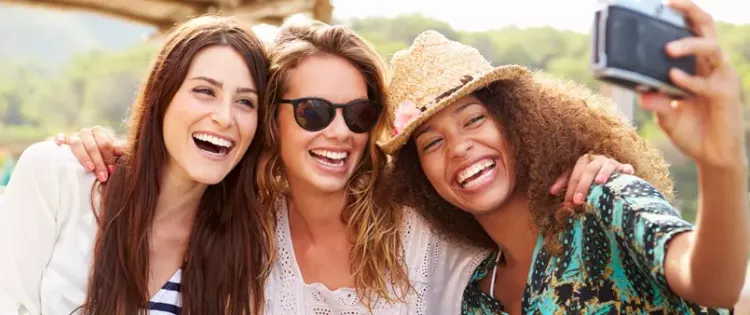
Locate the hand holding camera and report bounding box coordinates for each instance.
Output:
[642,0,744,170]
[593,0,745,170]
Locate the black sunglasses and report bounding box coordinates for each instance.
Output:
[279,97,381,133]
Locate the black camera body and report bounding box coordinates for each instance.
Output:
[591,0,696,98]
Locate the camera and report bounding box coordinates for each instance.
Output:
[591,0,696,98]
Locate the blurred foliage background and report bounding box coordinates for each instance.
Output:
[2,5,750,221]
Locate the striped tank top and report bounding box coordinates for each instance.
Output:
[148,268,182,315]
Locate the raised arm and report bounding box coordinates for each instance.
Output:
[635,0,749,307]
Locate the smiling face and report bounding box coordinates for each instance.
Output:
[414,95,517,215]
[277,54,370,194]
[162,45,259,185]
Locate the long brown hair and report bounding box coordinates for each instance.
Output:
[390,72,675,253]
[81,16,273,314]
[256,21,409,306]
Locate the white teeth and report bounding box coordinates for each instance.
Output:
[463,167,495,189]
[310,149,348,160]
[315,157,343,167]
[193,133,233,148]
[457,159,495,185]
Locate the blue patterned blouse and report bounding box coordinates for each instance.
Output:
[461,173,731,314]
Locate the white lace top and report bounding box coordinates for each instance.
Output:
[263,198,489,315]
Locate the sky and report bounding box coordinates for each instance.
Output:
[328,0,747,33]
[250,0,748,42]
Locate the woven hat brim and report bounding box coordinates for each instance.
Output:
[378,65,531,154]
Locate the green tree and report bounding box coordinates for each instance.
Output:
[5,13,750,224]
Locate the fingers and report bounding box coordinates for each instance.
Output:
[54,133,68,146]
[76,128,109,182]
[639,93,674,114]
[667,0,716,38]
[665,1,726,96]
[84,129,110,182]
[653,105,685,141]
[666,37,721,60]
[641,92,687,138]
[67,133,93,172]
[619,163,635,175]
[51,127,120,182]
[113,139,125,157]
[594,159,618,184]
[550,169,571,195]
[564,156,635,205]
[666,35,728,81]
[570,157,606,205]
[564,154,591,204]
[670,68,711,96]
[91,126,116,172]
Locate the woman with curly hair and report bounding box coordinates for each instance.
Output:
[380,1,748,314]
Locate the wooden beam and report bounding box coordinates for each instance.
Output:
[217,0,243,9]
[148,0,210,12]
[312,0,331,23]
[225,0,313,20]
[256,16,285,25]
[1,0,323,31]
[599,82,635,122]
[2,0,180,29]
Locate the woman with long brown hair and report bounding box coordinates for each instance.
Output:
[0,16,273,314]
[382,1,747,313]
[59,20,635,314]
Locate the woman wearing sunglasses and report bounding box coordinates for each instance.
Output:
[55,21,635,314]
[0,16,273,314]
[381,1,747,314]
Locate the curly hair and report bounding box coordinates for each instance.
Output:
[255,21,409,306]
[389,71,675,253]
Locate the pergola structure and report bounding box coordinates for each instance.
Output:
[599,83,635,121]
[1,0,333,31]
[0,0,333,155]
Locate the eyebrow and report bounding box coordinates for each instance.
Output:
[414,102,480,139]
[237,87,257,94]
[456,102,479,113]
[414,125,432,140]
[189,76,257,94]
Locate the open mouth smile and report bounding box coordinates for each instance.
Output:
[456,158,497,189]
[309,149,349,168]
[192,132,235,157]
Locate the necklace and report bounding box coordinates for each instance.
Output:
[489,250,501,299]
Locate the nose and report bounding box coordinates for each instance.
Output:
[211,97,234,129]
[448,135,474,160]
[322,108,350,141]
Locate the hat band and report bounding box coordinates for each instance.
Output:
[415,74,475,113]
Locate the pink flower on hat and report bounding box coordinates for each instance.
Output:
[392,100,421,136]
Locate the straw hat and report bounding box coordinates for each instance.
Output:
[377,30,532,154]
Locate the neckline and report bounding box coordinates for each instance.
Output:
[278,198,358,295]
[483,233,544,312]
[149,268,182,302]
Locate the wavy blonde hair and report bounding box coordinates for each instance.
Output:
[255,21,409,306]
[390,72,675,253]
